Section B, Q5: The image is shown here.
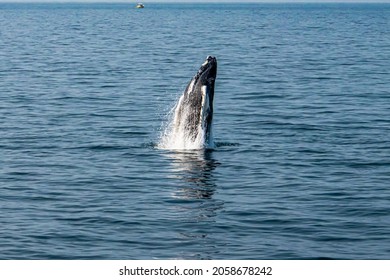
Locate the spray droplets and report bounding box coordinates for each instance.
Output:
[158,94,214,150]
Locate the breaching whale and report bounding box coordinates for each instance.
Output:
[171,56,217,149]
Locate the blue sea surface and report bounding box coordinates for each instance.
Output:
[0,3,390,259]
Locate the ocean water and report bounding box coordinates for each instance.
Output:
[1,3,390,259]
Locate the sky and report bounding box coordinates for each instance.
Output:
[0,0,389,3]
[0,0,389,2]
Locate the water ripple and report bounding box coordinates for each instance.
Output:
[1,2,390,260]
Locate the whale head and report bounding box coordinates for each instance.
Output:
[198,55,217,88]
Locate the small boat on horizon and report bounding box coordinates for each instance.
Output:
[136,3,145,9]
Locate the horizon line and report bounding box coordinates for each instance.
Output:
[1,0,390,3]
[1,1,390,3]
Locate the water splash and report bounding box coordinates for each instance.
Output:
[158,94,214,150]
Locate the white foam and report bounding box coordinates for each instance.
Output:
[158,89,214,150]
